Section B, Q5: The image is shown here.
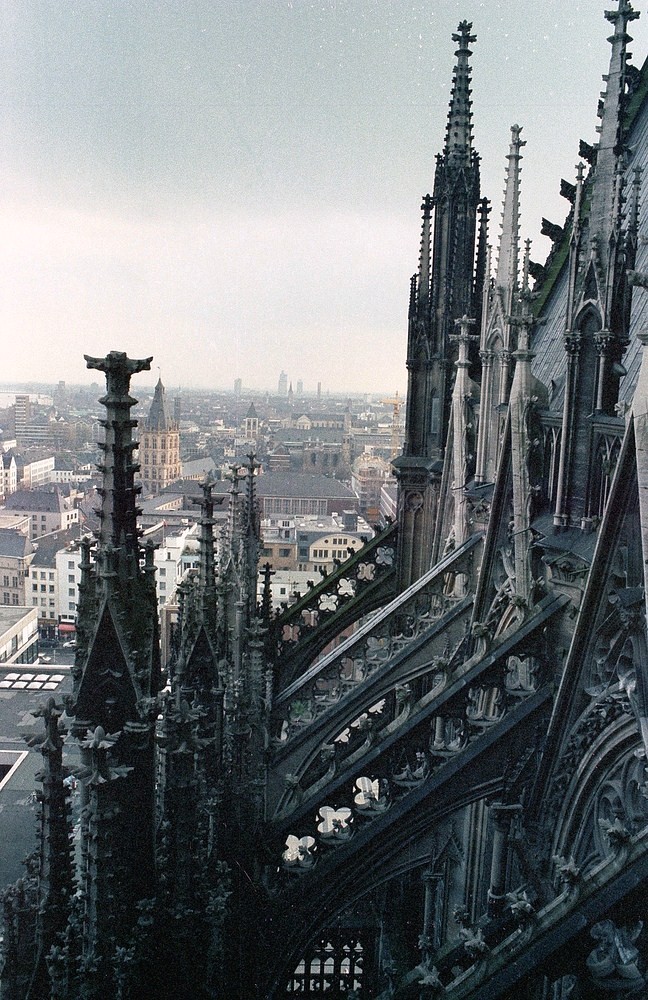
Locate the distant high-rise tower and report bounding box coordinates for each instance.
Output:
[14,394,30,441]
[139,377,181,495]
[234,377,242,397]
[278,371,288,395]
[296,380,303,397]
[173,396,182,424]
[317,381,321,400]
[53,381,66,411]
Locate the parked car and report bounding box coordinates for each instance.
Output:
[39,638,59,649]
[62,640,77,649]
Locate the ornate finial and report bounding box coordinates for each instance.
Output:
[260,562,275,622]
[417,195,433,319]
[192,475,217,607]
[85,351,152,399]
[626,166,642,252]
[32,697,65,754]
[589,0,639,249]
[473,197,491,325]
[495,125,526,294]
[87,352,149,578]
[451,315,478,365]
[444,21,476,164]
[408,273,417,320]
[522,238,532,293]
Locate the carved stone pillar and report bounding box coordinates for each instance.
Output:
[632,329,648,661]
[498,349,512,406]
[487,802,521,915]
[554,330,582,529]
[475,350,494,484]
[420,869,444,961]
[450,316,479,559]
[392,457,438,591]
[594,330,613,413]
[509,308,538,602]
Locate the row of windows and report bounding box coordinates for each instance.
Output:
[32,597,55,608]
[141,436,179,447]
[265,499,328,515]
[2,593,19,605]
[32,584,55,593]
[2,576,18,588]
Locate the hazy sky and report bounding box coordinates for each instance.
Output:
[0,1,638,395]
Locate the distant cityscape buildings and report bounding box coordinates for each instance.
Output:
[0,376,403,652]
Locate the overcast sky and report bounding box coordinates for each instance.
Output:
[0,1,639,395]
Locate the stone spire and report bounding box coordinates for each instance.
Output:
[242,453,261,621]
[71,352,161,971]
[554,1,639,529]
[430,20,481,361]
[473,197,491,331]
[85,351,151,591]
[145,376,177,432]
[403,195,433,459]
[495,124,525,303]
[443,20,476,166]
[394,23,481,590]
[415,193,433,335]
[474,126,525,487]
[589,0,639,262]
[193,475,218,634]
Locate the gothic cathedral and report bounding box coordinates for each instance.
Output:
[4,3,648,998]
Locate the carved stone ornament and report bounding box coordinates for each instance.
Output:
[406,491,425,513]
[586,920,645,991]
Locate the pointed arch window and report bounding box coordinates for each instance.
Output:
[575,309,602,415]
[486,333,503,411]
[430,394,441,439]
[589,433,621,520]
[543,427,561,504]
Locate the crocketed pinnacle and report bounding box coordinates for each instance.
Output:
[416,194,433,325]
[473,197,491,325]
[495,124,525,297]
[443,20,476,166]
[85,351,151,583]
[194,476,218,634]
[589,0,639,252]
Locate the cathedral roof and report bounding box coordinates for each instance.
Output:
[255,472,357,500]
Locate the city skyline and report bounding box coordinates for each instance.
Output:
[0,0,630,393]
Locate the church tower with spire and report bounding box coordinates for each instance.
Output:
[394,20,481,589]
[139,375,181,495]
